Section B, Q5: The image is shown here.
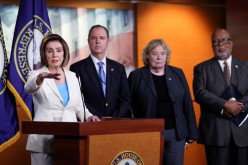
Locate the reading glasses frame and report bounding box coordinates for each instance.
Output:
[212,38,232,46]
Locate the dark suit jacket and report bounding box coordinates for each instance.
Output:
[193,57,248,147]
[70,56,131,118]
[128,66,198,140]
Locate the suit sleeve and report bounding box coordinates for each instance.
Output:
[236,61,248,113]
[24,70,41,94]
[178,69,198,140]
[128,72,135,116]
[128,71,142,118]
[113,66,131,118]
[193,64,226,116]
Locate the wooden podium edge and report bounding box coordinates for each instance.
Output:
[22,119,164,136]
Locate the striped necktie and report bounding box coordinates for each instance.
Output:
[223,61,231,86]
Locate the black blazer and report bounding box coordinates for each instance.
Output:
[128,66,198,140]
[70,56,131,118]
[193,57,248,147]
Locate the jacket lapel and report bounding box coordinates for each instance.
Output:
[85,57,104,97]
[231,57,240,86]
[64,69,74,107]
[164,66,176,99]
[106,58,113,99]
[141,67,157,98]
[211,58,228,87]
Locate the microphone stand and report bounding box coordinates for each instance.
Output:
[78,76,87,122]
[95,71,134,119]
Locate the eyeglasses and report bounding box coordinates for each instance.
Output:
[212,38,231,46]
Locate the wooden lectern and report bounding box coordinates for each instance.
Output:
[22,119,164,165]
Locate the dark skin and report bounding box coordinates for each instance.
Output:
[212,29,244,118]
[223,101,244,118]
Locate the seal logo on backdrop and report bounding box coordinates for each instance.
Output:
[110,151,144,165]
[13,15,51,83]
[0,27,8,94]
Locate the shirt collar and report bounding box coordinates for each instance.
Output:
[218,55,232,71]
[90,54,107,73]
[90,54,106,65]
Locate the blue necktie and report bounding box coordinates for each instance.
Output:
[97,62,106,97]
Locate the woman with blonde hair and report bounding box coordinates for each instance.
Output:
[128,38,197,165]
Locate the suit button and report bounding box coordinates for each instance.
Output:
[105,103,108,107]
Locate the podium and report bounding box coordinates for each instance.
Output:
[22,119,164,165]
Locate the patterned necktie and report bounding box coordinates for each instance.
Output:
[97,62,106,97]
[223,61,231,86]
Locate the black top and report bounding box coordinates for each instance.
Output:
[152,73,176,129]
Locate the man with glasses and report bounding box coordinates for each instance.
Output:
[193,28,248,165]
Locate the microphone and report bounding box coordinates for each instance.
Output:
[115,89,135,119]
[95,71,134,119]
[78,75,87,122]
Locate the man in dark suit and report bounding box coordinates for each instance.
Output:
[70,25,131,118]
[193,28,248,165]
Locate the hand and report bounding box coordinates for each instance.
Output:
[223,101,244,117]
[46,73,61,80]
[223,110,233,118]
[87,116,101,122]
[36,72,60,86]
[184,139,195,149]
[185,139,195,149]
[185,142,189,149]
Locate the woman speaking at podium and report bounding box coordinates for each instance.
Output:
[24,34,100,165]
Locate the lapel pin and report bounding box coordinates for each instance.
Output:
[111,68,114,71]
[235,65,238,68]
